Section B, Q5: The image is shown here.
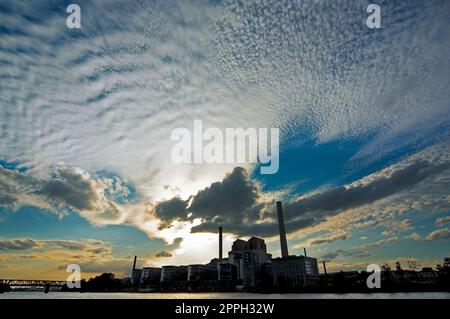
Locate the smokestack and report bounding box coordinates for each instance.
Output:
[304,248,307,258]
[276,201,289,258]
[219,227,223,261]
[132,255,137,271]
[323,261,328,276]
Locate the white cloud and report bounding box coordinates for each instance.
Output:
[301,231,349,247]
[406,233,423,241]
[355,236,399,250]
[0,0,449,203]
[435,216,450,227]
[426,228,450,241]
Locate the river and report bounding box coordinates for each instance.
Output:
[1,292,449,299]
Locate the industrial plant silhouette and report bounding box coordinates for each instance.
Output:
[1,201,449,294]
[124,201,450,293]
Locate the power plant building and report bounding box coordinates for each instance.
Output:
[161,265,188,282]
[272,255,320,287]
[188,264,218,281]
[228,237,272,288]
[129,200,322,291]
[140,267,161,285]
[273,201,320,288]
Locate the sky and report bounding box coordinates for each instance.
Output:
[0,0,449,280]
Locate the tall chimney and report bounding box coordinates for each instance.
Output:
[219,227,223,261]
[323,261,328,276]
[132,255,137,271]
[304,248,307,258]
[276,201,289,258]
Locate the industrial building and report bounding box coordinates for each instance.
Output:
[227,237,272,289]
[187,264,218,281]
[272,255,320,287]
[130,256,142,285]
[140,267,161,285]
[128,200,321,291]
[161,265,188,282]
[271,201,320,288]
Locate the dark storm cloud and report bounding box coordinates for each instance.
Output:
[191,215,316,237]
[154,197,189,228]
[190,159,450,237]
[189,167,258,221]
[155,167,261,231]
[283,160,450,221]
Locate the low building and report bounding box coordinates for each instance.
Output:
[417,267,439,285]
[272,255,320,288]
[188,264,217,281]
[161,265,188,282]
[130,268,142,285]
[140,267,161,285]
[217,262,237,281]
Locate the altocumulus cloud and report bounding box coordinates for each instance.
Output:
[0,0,449,203]
[426,228,450,241]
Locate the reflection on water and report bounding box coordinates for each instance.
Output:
[1,292,450,299]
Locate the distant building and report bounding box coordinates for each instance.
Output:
[392,269,417,284]
[130,268,142,285]
[217,262,238,281]
[121,277,131,286]
[161,265,188,282]
[272,255,320,287]
[140,267,161,284]
[417,267,439,285]
[271,201,320,288]
[188,264,217,281]
[444,257,450,268]
[228,237,272,289]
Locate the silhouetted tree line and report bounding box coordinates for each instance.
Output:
[61,272,125,292]
[0,283,12,293]
[54,258,450,293]
[314,261,450,293]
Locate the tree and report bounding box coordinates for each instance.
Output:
[83,273,124,292]
[407,260,417,271]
